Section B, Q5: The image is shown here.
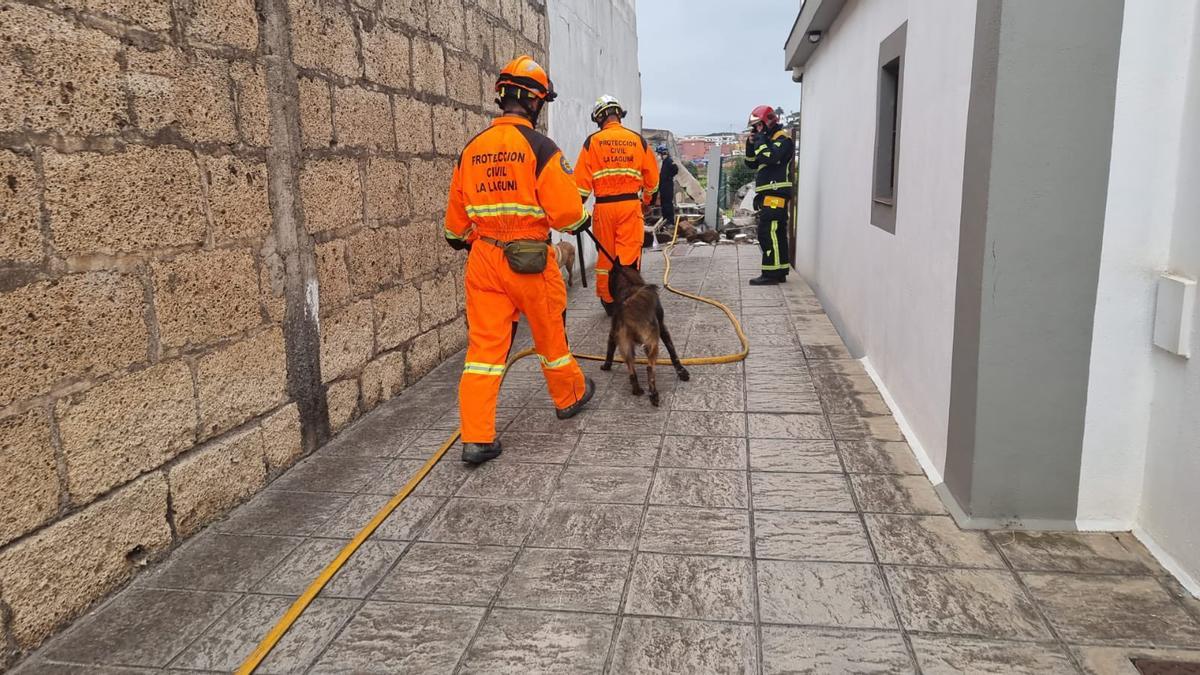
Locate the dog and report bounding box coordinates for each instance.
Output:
[554,240,576,286]
[600,260,689,406]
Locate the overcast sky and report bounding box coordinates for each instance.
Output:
[636,0,801,136]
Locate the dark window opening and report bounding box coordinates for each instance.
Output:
[872,22,906,233]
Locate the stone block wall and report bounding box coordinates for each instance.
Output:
[0,0,547,662]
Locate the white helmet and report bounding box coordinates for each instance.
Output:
[591,95,626,125]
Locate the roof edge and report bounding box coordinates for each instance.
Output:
[784,0,848,76]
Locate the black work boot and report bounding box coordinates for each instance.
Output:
[555,377,596,420]
[748,275,782,286]
[462,439,502,465]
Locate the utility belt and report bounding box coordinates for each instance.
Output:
[594,192,640,204]
[479,236,548,274]
[760,195,788,209]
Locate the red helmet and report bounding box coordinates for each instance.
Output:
[746,105,778,129]
[495,55,557,102]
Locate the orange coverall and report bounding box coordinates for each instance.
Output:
[574,121,660,303]
[445,116,590,444]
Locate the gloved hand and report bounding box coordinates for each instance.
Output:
[751,132,768,147]
[445,235,470,251]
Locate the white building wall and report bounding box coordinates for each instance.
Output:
[1077,0,1195,530]
[545,0,640,266]
[794,0,977,477]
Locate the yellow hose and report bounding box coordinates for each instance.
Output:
[237,218,747,673]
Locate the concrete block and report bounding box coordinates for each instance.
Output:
[151,248,263,350]
[360,351,406,410]
[196,327,288,438]
[168,427,266,536]
[0,409,60,547]
[0,474,171,649]
[320,300,373,382]
[347,227,400,296]
[407,158,452,217]
[231,60,271,147]
[365,158,409,225]
[433,105,466,155]
[301,158,361,234]
[0,3,125,135]
[62,0,172,30]
[288,0,360,79]
[394,97,434,154]
[126,47,238,144]
[396,221,441,279]
[315,238,351,312]
[445,51,480,108]
[203,154,271,244]
[406,329,441,382]
[362,25,410,90]
[298,77,334,149]
[412,37,447,97]
[326,377,359,432]
[480,70,496,111]
[57,361,196,505]
[44,147,206,256]
[380,0,425,30]
[0,149,43,264]
[465,8,494,63]
[420,273,458,330]
[494,29,516,67]
[374,283,420,351]
[428,0,465,48]
[0,272,148,407]
[261,403,302,472]
[184,0,259,50]
[333,86,394,151]
[439,315,467,358]
[498,0,521,31]
[476,0,500,20]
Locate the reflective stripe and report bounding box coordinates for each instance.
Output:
[465,203,546,218]
[577,187,591,197]
[595,269,609,275]
[755,181,793,192]
[762,262,790,271]
[593,168,643,179]
[444,227,466,240]
[754,145,770,156]
[463,361,506,376]
[769,219,781,269]
[539,353,573,369]
[561,211,589,232]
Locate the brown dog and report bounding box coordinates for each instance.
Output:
[600,260,689,406]
[554,240,576,286]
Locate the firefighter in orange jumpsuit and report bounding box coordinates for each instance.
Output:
[444,55,595,464]
[574,95,660,315]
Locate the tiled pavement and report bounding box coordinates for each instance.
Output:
[15,244,1200,674]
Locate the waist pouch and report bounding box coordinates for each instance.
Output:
[762,195,788,209]
[483,237,547,274]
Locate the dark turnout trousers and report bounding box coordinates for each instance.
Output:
[757,196,790,279]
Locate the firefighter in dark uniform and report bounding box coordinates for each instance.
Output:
[655,144,678,226]
[744,105,794,285]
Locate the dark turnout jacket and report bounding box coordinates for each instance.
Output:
[744,126,794,198]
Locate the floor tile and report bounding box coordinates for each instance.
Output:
[526,502,643,550]
[323,492,445,540]
[828,414,904,442]
[551,465,652,504]
[611,617,758,674]
[1022,572,1200,646]
[626,553,755,622]
[884,567,1051,640]
[751,472,856,512]
[746,385,823,414]
[578,409,669,435]
[321,426,419,458]
[493,431,580,463]
[267,456,390,493]
[748,413,830,439]
[640,505,752,557]
[670,376,746,411]
[372,542,518,605]
[750,439,842,473]
[992,531,1156,574]
[1074,645,1200,675]
[658,436,747,469]
[459,608,614,674]
[754,511,873,563]
[665,410,746,437]
[910,635,1076,674]
[570,433,661,467]
[135,532,300,592]
[311,602,483,672]
[39,589,238,667]
[866,514,1006,568]
[255,539,406,598]
[169,595,357,673]
[365,458,472,497]
[757,561,896,629]
[214,490,351,537]
[650,468,748,508]
[454,462,560,501]
[761,626,913,674]
[851,474,947,515]
[497,548,630,613]
[838,440,924,475]
[420,498,543,546]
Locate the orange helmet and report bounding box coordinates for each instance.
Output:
[747,105,778,129]
[495,55,557,102]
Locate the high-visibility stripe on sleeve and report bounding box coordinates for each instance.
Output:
[465,203,547,218]
[539,353,573,369]
[593,168,644,179]
[444,227,467,240]
[463,361,506,376]
[754,145,771,156]
[595,268,609,275]
[578,187,591,197]
[560,211,589,232]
